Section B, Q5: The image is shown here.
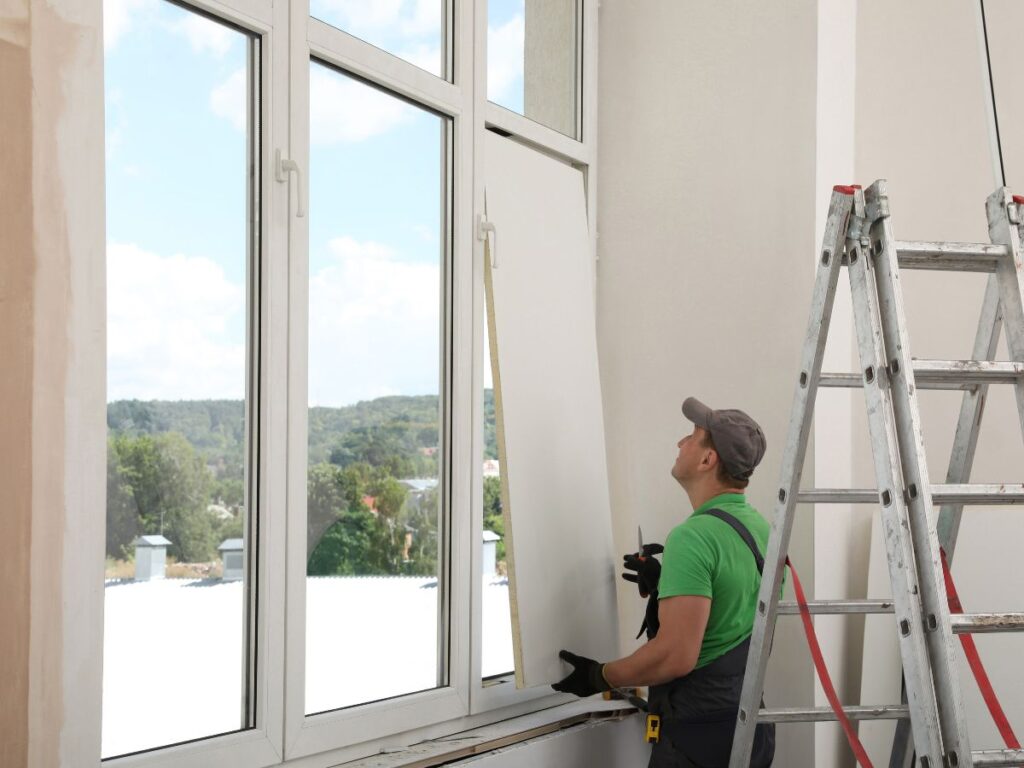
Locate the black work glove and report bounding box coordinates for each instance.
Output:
[622,543,664,598]
[622,543,664,639]
[551,650,611,697]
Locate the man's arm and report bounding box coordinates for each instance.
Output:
[602,594,711,688]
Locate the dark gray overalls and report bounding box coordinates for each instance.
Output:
[647,509,775,768]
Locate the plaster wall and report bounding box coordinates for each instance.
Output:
[0,0,107,765]
[596,2,821,765]
[855,0,1024,761]
[0,3,35,764]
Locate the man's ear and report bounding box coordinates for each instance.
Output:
[702,448,718,470]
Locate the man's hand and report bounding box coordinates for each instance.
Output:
[551,650,611,697]
[622,543,664,598]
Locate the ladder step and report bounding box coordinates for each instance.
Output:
[973,750,1024,767]
[757,705,908,723]
[951,613,1024,634]
[895,240,1008,273]
[820,359,1024,390]
[798,484,1024,505]
[777,599,894,615]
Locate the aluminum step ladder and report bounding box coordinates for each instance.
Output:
[728,181,1024,768]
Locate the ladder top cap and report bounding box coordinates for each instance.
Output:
[833,184,862,195]
[1013,194,1024,205]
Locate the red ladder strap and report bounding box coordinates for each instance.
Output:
[940,548,1021,749]
[786,557,875,767]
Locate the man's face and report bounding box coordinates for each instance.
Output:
[671,425,711,485]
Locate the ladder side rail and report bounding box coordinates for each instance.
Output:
[935,273,1002,560]
[848,187,947,767]
[864,180,974,767]
[727,189,855,768]
[986,189,1024,456]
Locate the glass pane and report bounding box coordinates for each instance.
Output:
[482,297,514,679]
[488,0,578,138]
[103,0,256,757]
[306,61,446,714]
[309,0,445,78]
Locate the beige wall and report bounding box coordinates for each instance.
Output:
[596,2,820,764]
[0,1,107,765]
[598,1,1024,766]
[855,0,1024,761]
[1,5,35,765]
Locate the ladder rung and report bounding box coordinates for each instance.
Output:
[895,240,1008,273]
[934,484,1024,505]
[798,485,1024,505]
[820,359,1024,390]
[951,613,1024,634]
[913,359,1024,387]
[973,750,1024,767]
[757,705,908,723]
[777,600,894,615]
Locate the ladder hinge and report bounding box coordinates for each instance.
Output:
[846,213,869,245]
[865,196,890,225]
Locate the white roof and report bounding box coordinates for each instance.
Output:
[218,538,244,551]
[482,530,501,542]
[102,576,514,758]
[133,535,171,547]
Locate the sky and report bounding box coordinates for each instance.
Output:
[105,0,525,406]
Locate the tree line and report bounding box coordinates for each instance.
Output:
[107,394,503,575]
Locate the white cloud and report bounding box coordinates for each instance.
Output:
[398,43,442,77]
[103,0,145,52]
[400,0,443,40]
[487,14,524,104]
[172,13,236,57]
[210,68,247,132]
[312,0,404,31]
[310,66,413,144]
[107,243,246,401]
[309,237,440,406]
[311,0,439,38]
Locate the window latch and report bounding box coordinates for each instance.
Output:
[477,214,497,268]
[275,149,306,218]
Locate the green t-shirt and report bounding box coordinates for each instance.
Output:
[658,492,772,670]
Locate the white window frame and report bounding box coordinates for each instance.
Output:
[89,0,600,766]
[98,0,289,766]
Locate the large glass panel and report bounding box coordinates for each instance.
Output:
[309,0,445,78]
[306,61,447,714]
[103,0,257,757]
[488,0,578,138]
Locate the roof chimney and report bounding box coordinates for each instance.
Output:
[133,535,172,581]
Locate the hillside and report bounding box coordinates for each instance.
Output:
[107,391,498,466]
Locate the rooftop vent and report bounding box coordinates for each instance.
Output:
[133,535,172,581]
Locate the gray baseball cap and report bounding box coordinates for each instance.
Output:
[682,397,766,480]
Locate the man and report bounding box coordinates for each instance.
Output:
[553,397,776,768]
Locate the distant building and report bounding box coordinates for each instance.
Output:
[482,459,500,478]
[218,539,244,582]
[133,535,172,581]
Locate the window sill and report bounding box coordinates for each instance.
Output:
[338,699,637,768]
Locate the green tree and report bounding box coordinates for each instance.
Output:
[307,508,382,575]
[106,439,138,560]
[113,432,216,562]
[482,475,505,561]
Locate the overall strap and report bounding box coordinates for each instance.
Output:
[703,508,764,574]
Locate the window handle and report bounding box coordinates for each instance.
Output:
[275,149,306,218]
[477,214,497,268]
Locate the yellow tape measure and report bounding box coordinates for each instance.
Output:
[645,713,660,744]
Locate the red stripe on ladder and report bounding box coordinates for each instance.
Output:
[786,557,875,767]
[940,548,1021,750]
